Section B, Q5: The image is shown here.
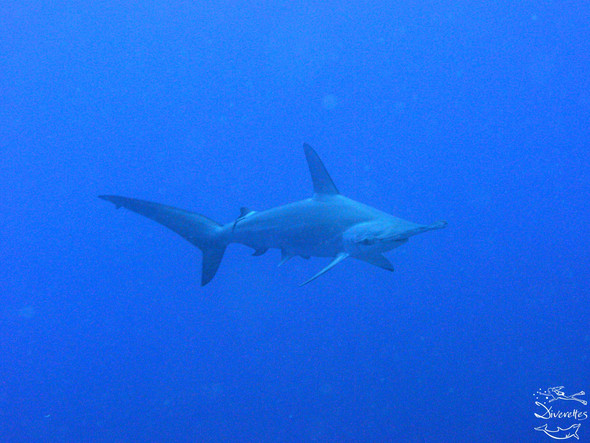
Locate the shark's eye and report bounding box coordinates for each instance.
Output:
[360,238,373,245]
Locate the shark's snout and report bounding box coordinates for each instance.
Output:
[430,220,448,230]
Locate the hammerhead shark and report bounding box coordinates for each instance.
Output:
[100,144,447,286]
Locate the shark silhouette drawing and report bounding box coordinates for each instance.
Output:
[100,144,447,286]
[534,424,581,440]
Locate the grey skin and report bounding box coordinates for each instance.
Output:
[100,144,447,286]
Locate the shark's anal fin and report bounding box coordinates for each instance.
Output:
[354,254,394,271]
[303,144,339,196]
[299,253,349,286]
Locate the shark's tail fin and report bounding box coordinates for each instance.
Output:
[99,195,227,286]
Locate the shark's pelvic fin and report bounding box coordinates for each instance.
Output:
[303,143,339,196]
[354,254,395,271]
[299,252,349,286]
[278,250,294,267]
[252,248,268,256]
[99,195,227,286]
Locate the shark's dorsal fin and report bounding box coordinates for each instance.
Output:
[303,143,339,196]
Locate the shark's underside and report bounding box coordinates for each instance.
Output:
[100,144,446,286]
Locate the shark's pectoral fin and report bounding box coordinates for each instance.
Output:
[354,253,394,271]
[252,248,268,256]
[299,253,349,287]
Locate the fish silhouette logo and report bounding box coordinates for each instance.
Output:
[534,423,581,440]
[534,386,587,440]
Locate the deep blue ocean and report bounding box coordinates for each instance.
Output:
[2,1,589,441]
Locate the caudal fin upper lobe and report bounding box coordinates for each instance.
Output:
[99,195,226,286]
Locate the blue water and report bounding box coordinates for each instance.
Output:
[2,2,589,441]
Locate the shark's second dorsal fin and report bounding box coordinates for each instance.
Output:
[239,207,254,217]
[232,207,256,232]
[303,143,339,196]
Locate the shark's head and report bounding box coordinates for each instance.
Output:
[342,220,410,256]
[342,219,447,256]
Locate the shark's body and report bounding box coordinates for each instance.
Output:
[101,144,446,286]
